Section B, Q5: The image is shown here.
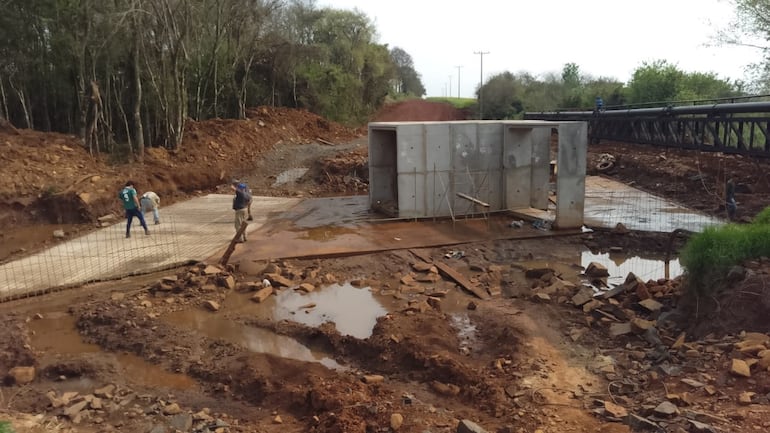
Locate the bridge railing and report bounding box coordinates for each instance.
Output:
[524,101,770,157]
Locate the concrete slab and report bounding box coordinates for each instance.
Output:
[512,176,723,232]
[0,195,300,300]
[229,195,580,262]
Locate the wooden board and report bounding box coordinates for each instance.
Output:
[433,261,490,300]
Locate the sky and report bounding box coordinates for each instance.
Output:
[319,0,760,98]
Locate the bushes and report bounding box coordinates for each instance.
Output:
[681,207,770,295]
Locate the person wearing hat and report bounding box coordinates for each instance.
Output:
[140,191,161,225]
[119,180,150,238]
[231,180,250,242]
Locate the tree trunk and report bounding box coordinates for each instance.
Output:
[132,24,144,161]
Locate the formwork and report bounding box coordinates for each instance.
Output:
[368,120,587,228]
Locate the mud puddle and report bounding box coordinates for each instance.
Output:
[28,312,196,390]
[582,251,682,284]
[165,309,344,370]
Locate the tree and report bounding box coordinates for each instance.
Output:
[717,0,770,90]
[390,47,425,97]
[477,72,523,119]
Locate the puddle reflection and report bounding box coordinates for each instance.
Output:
[581,251,683,284]
[28,313,196,390]
[272,283,388,339]
[165,309,344,370]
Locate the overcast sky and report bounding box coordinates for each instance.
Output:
[320,0,759,98]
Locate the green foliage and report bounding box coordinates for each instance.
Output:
[0,420,13,433]
[425,97,476,109]
[390,47,426,97]
[680,222,770,296]
[754,205,770,224]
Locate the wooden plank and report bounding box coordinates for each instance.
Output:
[456,192,490,208]
[408,249,433,264]
[433,261,489,300]
[219,221,248,265]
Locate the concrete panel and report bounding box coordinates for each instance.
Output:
[451,123,478,172]
[396,124,426,173]
[426,123,452,172]
[425,171,454,217]
[397,172,426,218]
[555,122,588,228]
[529,127,552,210]
[503,127,533,209]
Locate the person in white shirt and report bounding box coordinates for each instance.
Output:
[140,191,161,225]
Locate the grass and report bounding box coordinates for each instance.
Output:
[680,210,770,296]
[425,97,476,109]
[0,421,13,433]
[754,206,770,225]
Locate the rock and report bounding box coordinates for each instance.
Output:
[426,297,442,310]
[630,318,655,334]
[614,222,629,234]
[467,301,477,310]
[532,292,551,302]
[362,375,384,384]
[525,267,554,279]
[457,419,488,433]
[731,358,751,377]
[739,391,755,405]
[170,413,193,432]
[688,420,717,433]
[148,425,167,433]
[89,397,102,409]
[412,262,433,272]
[571,287,595,306]
[203,265,222,275]
[671,332,686,349]
[218,275,236,290]
[638,298,663,312]
[727,265,746,282]
[94,384,115,399]
[604,400,628,418]
[203,300,220,312]
[273,415,283,424]
[53,229,66,239]
[680,378,706,388]
[627,414,660,431]
[390,413,404,430]
[162,403,182,415]
[8,366,35,384]
[299,303,316,310]
[297,283,315,293]
[97,214,116,223]
[582,299,603,313]
[758,352,770,370]
[64,400,89,419]
[251,287,273,303]
[430,381,460,396]
[653,401,679,417]
[609,322,633,337]
[585,262,609,278]
[265,273,293,287]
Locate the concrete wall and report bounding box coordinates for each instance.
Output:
[368,120,587,228]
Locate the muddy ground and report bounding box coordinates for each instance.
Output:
[3,100,770,433]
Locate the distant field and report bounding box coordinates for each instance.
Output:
[425,97,476,109]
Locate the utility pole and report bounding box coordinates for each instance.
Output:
[474,51,489,119]
[449,75,452,98]
[456,65,463,98]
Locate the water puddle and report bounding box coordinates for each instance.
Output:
[28,312,196,390]
[272,168,309,187]
[581,251,683,285]
[271,283,388,339]
[450,313,478,352]
[165,309,344,370]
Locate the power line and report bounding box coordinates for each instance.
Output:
[474,51,489,119]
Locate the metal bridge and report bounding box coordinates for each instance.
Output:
[524,100,770,157]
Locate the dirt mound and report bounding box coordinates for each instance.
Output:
[308,147,369,194]
[0,107,360,260]
[371,99,468,122]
